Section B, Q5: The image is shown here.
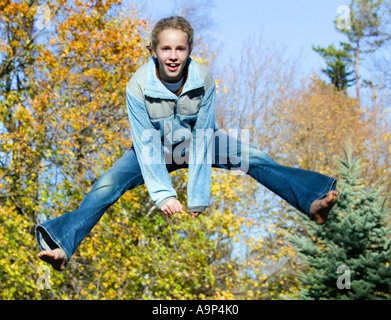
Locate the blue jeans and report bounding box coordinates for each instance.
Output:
[36,131,337,263]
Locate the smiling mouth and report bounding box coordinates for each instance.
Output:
[166,63,180,71]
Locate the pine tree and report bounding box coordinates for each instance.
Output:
[336,0,386,107]
[290,145,391,300]
[312,44,355,92]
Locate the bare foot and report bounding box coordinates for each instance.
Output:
[37,248,67,271]
[310,190,339,225]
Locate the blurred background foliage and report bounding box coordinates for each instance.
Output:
[0,0,390,299]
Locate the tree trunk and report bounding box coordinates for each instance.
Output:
[355,41,360,109]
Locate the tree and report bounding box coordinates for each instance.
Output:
[336,0,386,107]
[213,36,305,299]
[0,0,150,299]
[290,144,391,300]
[0,0,254,300]
[368,0,391,122]
[0,0,63,222]
[312,44,355,92]
[280,76,364,176]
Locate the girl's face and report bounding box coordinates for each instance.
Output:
[153,28,191,83]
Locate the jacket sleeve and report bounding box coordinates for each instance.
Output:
[126,84,177,209]
[187,78,216,213]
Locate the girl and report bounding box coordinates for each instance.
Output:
[37,16,338,271]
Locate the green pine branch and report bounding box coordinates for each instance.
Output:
[289,142,391,300]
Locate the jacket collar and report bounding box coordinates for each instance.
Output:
[144,57,205,99]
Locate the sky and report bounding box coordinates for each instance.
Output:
[134,0,352,77]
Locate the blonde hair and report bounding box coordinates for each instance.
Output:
[147,16,194,55]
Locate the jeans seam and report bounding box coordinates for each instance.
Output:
[249,163,302,209]
[249,162,334,216]
[57,172,143,256]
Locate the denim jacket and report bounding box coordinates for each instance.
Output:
[126,57,217,212]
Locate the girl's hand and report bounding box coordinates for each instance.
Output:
[161,198,183,215]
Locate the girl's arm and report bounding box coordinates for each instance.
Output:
[126,83,178,210]
[187,77,216,213]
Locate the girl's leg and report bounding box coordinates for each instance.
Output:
[36,148,145,264]
[212,131,337,218]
